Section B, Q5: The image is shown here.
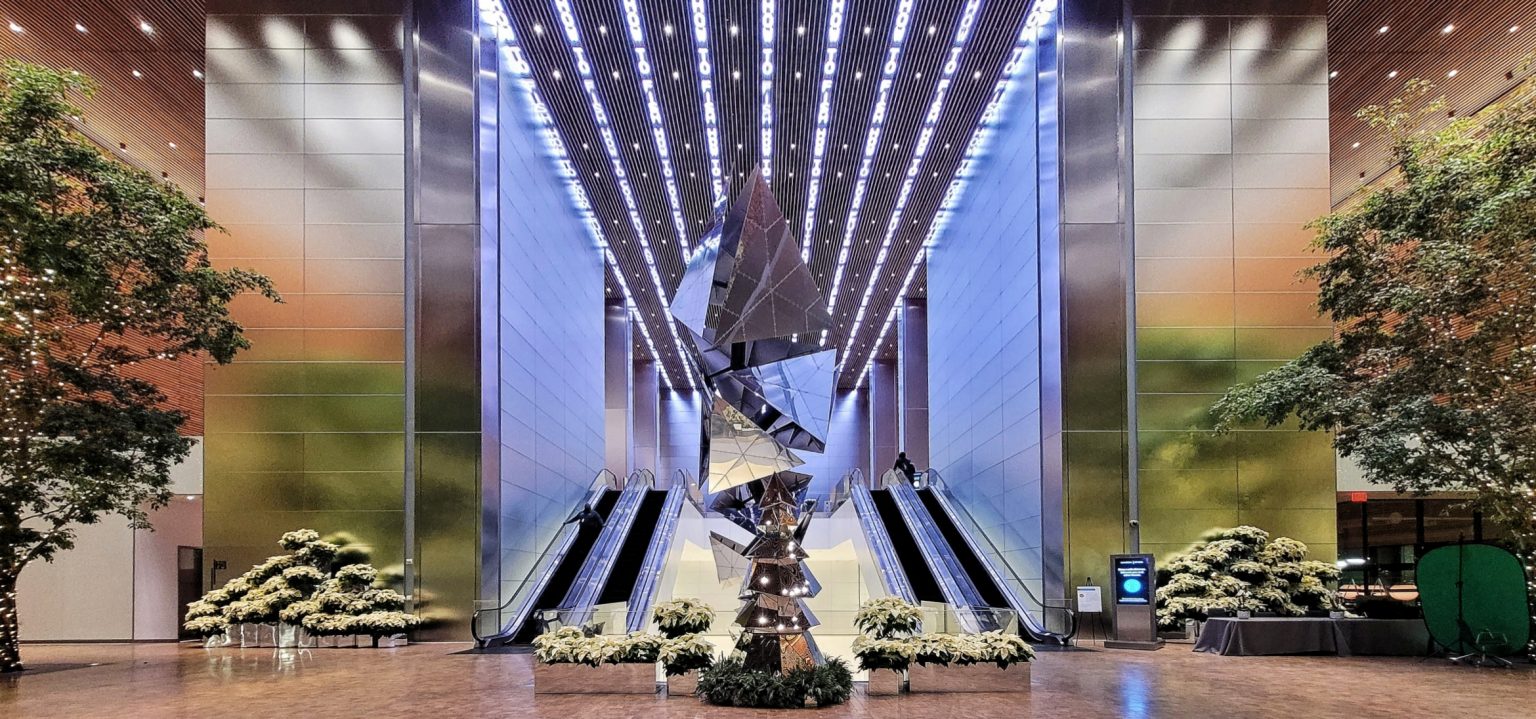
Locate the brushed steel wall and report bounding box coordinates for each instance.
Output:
[603,301,634,474]
[897,298,930,469]
[869,360,899,475]
[1130,0,1337,562]
[203,1,408,584]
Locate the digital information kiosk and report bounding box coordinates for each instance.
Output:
[1104,553,1163,650]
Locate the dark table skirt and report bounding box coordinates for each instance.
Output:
[1193,618,1429,656]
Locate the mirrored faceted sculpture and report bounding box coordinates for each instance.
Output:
[668,166,836,674]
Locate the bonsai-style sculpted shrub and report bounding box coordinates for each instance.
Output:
[652,597,716,638]
[183,528,418,645]
[1156,525,1341,629]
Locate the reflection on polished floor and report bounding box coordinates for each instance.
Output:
[3,642,1532,719]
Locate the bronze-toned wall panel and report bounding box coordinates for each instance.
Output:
[1132,5,1335,563]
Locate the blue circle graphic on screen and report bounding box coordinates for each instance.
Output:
[1122,578,1143,595]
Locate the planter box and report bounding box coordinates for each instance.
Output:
[376,634,408,648]
[665,671,698,697]
[908,662,1030,693]
[276,623,312,648]
[865,668,906,695]
[315,635,356,649]
[236,623,277,648]
[533,662,659,694]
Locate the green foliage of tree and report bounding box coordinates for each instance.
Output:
[0,62,277,672]
[1211,77,1536,651]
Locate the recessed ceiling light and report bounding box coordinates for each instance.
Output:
[1377,25,1389,34]
[973,70,982,80]
[552,69,562,80]
[132,70,143,78]
[599,25,607,34]
[139,20,154,34]
[855,70,863,80]
[732,69,741,80]
[8,22,22,33]
[797,25,805,36]
[927,25,936,36]
[863,25,871,35]
[534,23,544,34]
[74,23,87,33]
[610,69,619,79]
[730,24,739,36]
[1351,142,1360,148]
[192,69,204,79]
[1329,70,1338,78]
[1447,69,1458,78]
[795,71,802,79]
[915,71,922,79]
[670,70,678,79]
[1442,24,1455,34]
[1387,70,1398,78]
[168,141,177,148]
[1511,25,1522,33]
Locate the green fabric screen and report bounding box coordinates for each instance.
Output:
[1417,543,1530,654]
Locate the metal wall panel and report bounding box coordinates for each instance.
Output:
[1131,4,1336,564]
[898,298,930,468]
[203,5,408,596]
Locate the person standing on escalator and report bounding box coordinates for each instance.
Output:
[894,452,917,487]
[565,503,605,532]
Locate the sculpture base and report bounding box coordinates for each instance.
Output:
[741,632,818,673]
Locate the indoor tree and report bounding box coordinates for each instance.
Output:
[0,62,276,672]
[1212,77,1536,652]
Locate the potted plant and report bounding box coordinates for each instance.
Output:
[905,631,1034,693]
[652,597,715,638]
[659,632,715,696]
[852,597,924,694]
[531,627,660,694]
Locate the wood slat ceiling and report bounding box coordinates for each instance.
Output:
[1328,0,1536,205]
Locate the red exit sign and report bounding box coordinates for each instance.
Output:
[1348,491,1368,503]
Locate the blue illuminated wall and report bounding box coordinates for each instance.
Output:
[490,47,606,608]
[927,35,1050,601]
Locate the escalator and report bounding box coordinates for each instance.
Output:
[508,488,623,642]
[864,471,1076,643]
[853,485,944,603]
[599,489,669,605]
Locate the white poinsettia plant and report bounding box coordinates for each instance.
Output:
[853,597,924,639]
[658,633,716,676]
[532,627,663,666]
[652,597,716,637]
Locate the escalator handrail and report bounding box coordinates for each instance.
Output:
[470,469,618,645]
[923,467,1078,643]
[557,480,651,621]
[850,484,919,603]
[624,485,687,632]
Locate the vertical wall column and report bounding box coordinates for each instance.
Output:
[1052,0,1136,592]
[632,361,660,474]
[897,298,930,469]
[406,0,482,640]
[868,360,899,479]
[658,390,704,485]
[603,301,634,475]
[203,1,407,583]
[1130,1,1336,561]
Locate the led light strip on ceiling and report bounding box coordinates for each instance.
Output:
[759,0,776,179]
[839,0,981,372]
[615,0,692,252]
[689,0,726,203]
[551,0,697,388]
[855,0,1060,386]
[824,0,916,343]
[481,0,680,388]
[799,0,847,262]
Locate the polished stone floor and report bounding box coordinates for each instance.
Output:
[3,641,1532,718]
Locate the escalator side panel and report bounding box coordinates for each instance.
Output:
[851,486,918,603]
[917,490,1009,608]
[510,488,619,642]
[869,490,945,603]
[598,490,667,604]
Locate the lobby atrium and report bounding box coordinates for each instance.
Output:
[2,0,1535,716]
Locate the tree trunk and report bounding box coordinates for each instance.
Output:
[0,569,21,673]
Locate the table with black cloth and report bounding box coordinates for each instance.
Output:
[1192,617,1430,656]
